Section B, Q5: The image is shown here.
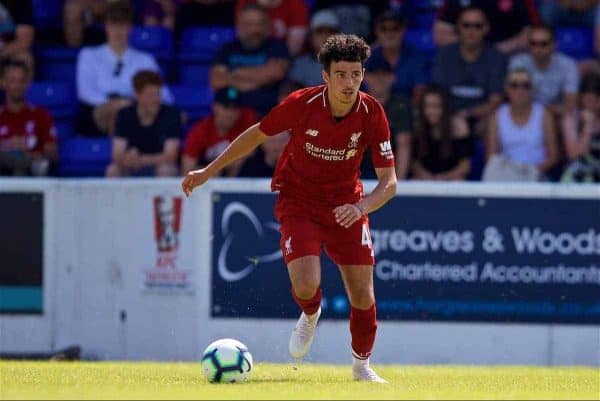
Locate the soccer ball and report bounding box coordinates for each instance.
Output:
[201,338,253,383]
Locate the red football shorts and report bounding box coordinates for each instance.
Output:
[274,195,375,266]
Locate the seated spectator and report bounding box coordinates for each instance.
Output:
[0,61,57,176]
[105,70,180,177]
[238,130,290,177]
[363,58,412,180]
[561,72,600,182]
[133,0,180,30]
[0,0,35,75]
[432,6,506,136]
[182,87,258,175]
[235,0,309,56]
[366,10,428,103]
[539,0,598,28]
[63,0,107,48]
[411,85,472,181]
[175,0,235,38]
[509,25,579,119]
[210,4,290,115]
[433,0,540,55]
[288,9,340,87]
[484,68,558,182]
[311,0,389,41]
[76,0,173,136]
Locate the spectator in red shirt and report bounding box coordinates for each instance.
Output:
[433,0,540,55]
[182,87,258,175]
[235,0,309,56]
[0,60,57,176]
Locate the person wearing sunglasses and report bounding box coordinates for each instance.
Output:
[484,68,558,181]
[509,24,579,119]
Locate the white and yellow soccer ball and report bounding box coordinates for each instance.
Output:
[201,338,253,383]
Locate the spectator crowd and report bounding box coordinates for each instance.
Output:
[0,0,599,183]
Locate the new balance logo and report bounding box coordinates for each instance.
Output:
[379,140,392,153]
[305,129,319,137]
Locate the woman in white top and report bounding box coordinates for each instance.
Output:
[485,68,558,181]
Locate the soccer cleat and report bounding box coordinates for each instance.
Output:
[352,358,388,383]
[289,307,321,359]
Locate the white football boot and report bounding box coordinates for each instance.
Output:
[352,356,388,383]
[289,307,321,359]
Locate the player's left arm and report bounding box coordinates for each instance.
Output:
[333,166,397,229]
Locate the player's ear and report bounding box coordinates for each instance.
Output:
[321,69,329,84]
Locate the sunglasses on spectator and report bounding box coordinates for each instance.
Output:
[459,21,485,30]
[529,40,551,48]
[508,81,532,90]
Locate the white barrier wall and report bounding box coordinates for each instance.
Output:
[0,179,599,366]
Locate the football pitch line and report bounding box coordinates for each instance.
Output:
[1,361,598,400]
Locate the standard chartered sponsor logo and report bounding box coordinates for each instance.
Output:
[304,142,346,161]
[371,229,474,255]
[375,260,600,285]
[217,202,282,282]
[512,228,600,255]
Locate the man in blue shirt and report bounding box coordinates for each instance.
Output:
[210,4,290,116]
[365,10,429,103]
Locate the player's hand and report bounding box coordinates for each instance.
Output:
[181,168,211,198]
[333,203,362,229]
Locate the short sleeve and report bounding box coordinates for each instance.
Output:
[563,57,580,94]
[114,108,131,142]
[183,122,207,159]
[368,102,395,168]
[259,92,299,136]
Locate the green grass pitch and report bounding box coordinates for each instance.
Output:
[1,361,598,400]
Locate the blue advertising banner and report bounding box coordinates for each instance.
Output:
[211,192,600,324]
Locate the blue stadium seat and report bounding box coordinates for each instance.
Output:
[36,46,80,83]
[178,26,236,64]
[130,26,173,57]
[178,64,210,86]
[54,121,75,141]
[59,137,112,177]
[27,82,77,120]
[555,27,594,60]
[170,85,213,125]
[404,28,437,60]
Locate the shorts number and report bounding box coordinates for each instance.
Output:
[361,223,372,248]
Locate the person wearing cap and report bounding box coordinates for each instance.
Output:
[182,87,258,175]
[288,9,341,88]
[363,58,412,180]
[366,9,429,103]
[106,70,181,177]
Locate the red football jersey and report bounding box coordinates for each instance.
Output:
[0,104,56,154]
[183,108,257,165]
[259,85,394,206]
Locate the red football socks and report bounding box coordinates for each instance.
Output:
[350,304,378,359]
[292,287,322,316]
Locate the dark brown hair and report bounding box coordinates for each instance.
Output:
[415,85,454,160]
[133,70,163,92]
[317,34,371,72]
[105,0,134,24]
[529,24,555,41]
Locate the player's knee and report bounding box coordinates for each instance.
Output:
[348,288,375,310]
[292,281,320,300]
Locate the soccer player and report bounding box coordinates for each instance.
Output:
[182,34,396,383]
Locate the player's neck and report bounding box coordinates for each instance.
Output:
[327,89,356,118]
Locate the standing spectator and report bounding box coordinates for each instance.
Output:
[210,4,290,115]
[63,0,107,48]
[561,72,600,182]
[366,10,428,102]
[175,0,235,38]
[288,9,340,87]
[363,58,412,180]
[235,0,309,56]
[182,87,258,175]
[238,130,290,177]
[432,7,506,136]
[411,85,472,181]
[484,68,558,181]
[76,0,172,136]
[105,70,180,177]
[539,0,599,28]
[0,0,34,74]
[509,25,579,118]
[433,0,540,55]
[0,61,57,176]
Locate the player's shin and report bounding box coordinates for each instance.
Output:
[291,287,322,316]
[350,303,377,360]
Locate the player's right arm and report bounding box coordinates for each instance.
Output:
[181,123,269,197]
